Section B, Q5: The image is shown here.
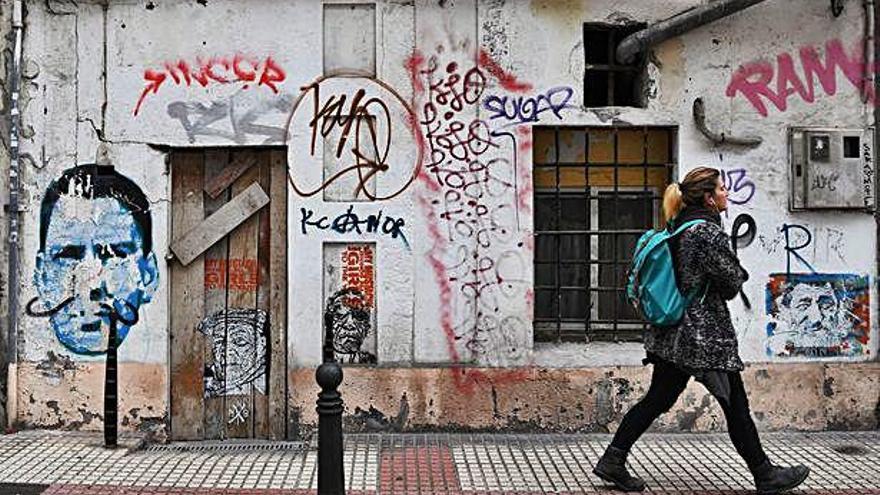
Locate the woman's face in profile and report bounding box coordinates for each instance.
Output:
[707,177,729,212]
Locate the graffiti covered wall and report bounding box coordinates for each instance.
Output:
[10,0,880,433]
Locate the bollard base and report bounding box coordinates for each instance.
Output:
[316,361,345,495]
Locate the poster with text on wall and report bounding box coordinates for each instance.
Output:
[765,273,870,358]
[323,243,377,364]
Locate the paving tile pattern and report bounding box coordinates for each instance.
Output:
[0,430,877,494]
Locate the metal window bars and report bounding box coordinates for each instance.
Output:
[533,126,675,343]
[583,23,646,107]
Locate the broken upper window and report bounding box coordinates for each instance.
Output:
[583,23,646,108]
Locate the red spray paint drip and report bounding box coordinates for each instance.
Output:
[478,49,532,93]
[410,47,535,393]
[404,51,426,94]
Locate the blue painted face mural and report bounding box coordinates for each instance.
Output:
[31,165,158,355]
[765,273,870,358]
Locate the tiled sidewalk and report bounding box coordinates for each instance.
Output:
[0,429,878,494]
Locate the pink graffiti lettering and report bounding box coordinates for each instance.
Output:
[133,55,286,116]
[726,38,873,117]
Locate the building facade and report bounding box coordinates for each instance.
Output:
[2,0,879,440]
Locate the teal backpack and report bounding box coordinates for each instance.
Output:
[625,220,705,327]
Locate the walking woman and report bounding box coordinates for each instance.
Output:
[593,167,810,494]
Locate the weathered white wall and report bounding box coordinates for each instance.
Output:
[669,0,878,363]
[11,0,879,432]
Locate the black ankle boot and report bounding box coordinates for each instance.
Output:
[593,445,646,492]
[751,459,810,494]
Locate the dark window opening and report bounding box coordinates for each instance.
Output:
[583,23,646,108]
[533,126,676,343]
[843,135,860,158]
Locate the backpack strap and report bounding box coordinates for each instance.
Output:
[669,219,706,237]
[630,219,706,277]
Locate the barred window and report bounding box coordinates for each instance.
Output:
[584,23,646,107]
[533,126,675,342]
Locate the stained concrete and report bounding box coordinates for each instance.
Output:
[291,363,880,433]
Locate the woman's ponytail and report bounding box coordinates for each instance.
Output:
[662,182,683,225]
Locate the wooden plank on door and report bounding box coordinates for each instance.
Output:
[204,151,257,199]
[254,153,271,439]
[224,153,261,438]
[170,183,269,266]
[202,149,231,440]
[268,149,288,440]
[170,151,206,440]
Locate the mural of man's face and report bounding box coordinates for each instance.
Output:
[199,308,268,397]
[328,292,371,355]
[223,318,264,391]
[35,195,158,354]
[784,283,840,335]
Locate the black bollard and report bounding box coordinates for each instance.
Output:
[316,361,345,495]
[104,317,118,448]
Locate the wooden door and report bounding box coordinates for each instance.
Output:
[169,148,287,440]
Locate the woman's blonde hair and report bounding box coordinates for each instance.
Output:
[662,166,721,223]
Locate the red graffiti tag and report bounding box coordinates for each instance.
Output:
[133,54,287,116]
[726,38,873,117]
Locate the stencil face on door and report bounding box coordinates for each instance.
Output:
[199,308,268,397]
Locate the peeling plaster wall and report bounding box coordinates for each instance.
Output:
[290,363,880,433]
[15,359,167,435]
[11,0,880,433]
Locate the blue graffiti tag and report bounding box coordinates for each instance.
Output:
[482,86,573,126]
[720,168,756,205]
[300,205,409,247]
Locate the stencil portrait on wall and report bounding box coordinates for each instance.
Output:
[765,273,870,358]
[323,243,377,364]
[324,288,377,364]
[199,308,268,397]
[28,164,159,355]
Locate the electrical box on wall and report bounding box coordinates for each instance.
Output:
[789,127,875,211]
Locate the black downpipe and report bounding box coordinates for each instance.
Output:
[616,0,769,64]
[5,0,23,430]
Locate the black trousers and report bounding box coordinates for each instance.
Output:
[610,357,769,471]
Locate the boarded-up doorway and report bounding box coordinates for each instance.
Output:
[169,148,287,440]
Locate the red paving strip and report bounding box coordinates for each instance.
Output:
[378,445,460,494]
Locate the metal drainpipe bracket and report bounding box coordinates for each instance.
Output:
[692,97,762,147]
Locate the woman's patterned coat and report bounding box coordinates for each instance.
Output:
[644,217,749,372]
